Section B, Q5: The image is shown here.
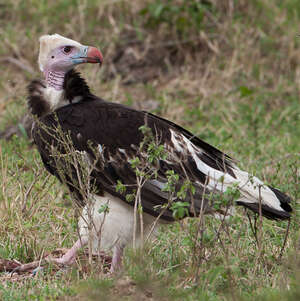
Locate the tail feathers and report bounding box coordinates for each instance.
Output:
[267,186,293,213]
[233,170,292,220]
[213,168,292,220]
[236,198,291,220]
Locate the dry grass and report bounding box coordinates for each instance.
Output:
[0,0,299,300]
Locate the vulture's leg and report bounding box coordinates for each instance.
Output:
[110,244,124,273]
[49,237,88,265]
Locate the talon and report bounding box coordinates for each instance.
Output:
[32,266,44,276]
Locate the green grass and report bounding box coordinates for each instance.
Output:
[0,0,300,300]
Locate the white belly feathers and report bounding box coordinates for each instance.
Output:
[78,192,165,254]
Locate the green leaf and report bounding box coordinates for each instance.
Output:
[239,86,254,98]
[170,201,190,220]
[98,204,109,214]
[116,180,126,194]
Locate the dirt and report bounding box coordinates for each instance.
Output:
[102,28,207,85]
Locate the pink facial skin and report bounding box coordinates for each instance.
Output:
[43,45,103,90]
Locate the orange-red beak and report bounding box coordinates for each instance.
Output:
[86,46,103,64]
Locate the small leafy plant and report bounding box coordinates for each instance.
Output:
[140,0,214,36]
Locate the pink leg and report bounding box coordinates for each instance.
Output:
[48,237,88,265]
[12,238,88,274]
[110,244,124,273]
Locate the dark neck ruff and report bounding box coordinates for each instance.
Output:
[28,69,92,118]
[63,69,92,103]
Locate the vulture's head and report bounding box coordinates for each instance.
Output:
[28,34,103,115]
[38,34,103,73]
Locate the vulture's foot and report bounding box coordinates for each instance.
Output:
[47,238,88,266]
[46,251,76,266]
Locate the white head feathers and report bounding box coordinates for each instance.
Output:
[38,34,83,72]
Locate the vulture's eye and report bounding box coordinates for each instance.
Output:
[63,46,72,54]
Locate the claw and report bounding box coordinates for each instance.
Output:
[32,266,44,276]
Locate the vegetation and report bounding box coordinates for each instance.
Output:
[0,0,299,300]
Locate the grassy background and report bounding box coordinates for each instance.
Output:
[0,0,299,300]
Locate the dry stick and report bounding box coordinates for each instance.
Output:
[133,163,156,248]
[133,180,141,249]
[205,180,225,262]
[82,153,101,266]
[214,199,235,249]
[86,200,93,266]
[193,176,209,283]
[60,138,91,262]
[11,248,48,275]
[53,128,91,265]
[258,185,263,251]
[254,185,264,273]
[179,161,196,216]
[178,159,202,270]
[145,155,181,243]
[95,203,109,270]
[87,154,109,265]
[88,147,109,265]
[138,184,144,249]
[145,199,172,243]
[209,184,238,298]
[278,218,291,261]
[0,56,35,74]
[0,153,9,212]
[21,174,39,213]
[86,177,93,267]
[11,260,41,275]
[37,124,90,267]
[214,222,238,300]
[72,136,95,266]
[246,211,259,247]
[27,175,52,219]
[254,214,258,239]
[264,153,299,166]
[78,147,106,268]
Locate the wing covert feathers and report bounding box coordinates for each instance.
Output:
[30,71,292,221]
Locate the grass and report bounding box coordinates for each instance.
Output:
[0,0,300,300]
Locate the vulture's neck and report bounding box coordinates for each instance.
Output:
[28,69,91,118]
[45,70,65,91]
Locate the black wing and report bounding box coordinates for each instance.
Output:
[33,98,239,221]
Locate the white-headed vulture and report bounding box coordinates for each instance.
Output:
[27,34,292,272]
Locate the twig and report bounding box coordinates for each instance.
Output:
[278,218,291,261]
[263,153,300,166]
[246,211,259,247]
[0,56,35,74]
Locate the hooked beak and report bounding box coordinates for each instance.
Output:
[85,46,103,64]
[72,45,103,66]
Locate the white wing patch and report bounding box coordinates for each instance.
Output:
[169,130,283,213]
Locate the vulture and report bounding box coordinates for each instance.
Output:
[27,34,292,272]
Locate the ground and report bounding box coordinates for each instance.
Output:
[0,1,300,300]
